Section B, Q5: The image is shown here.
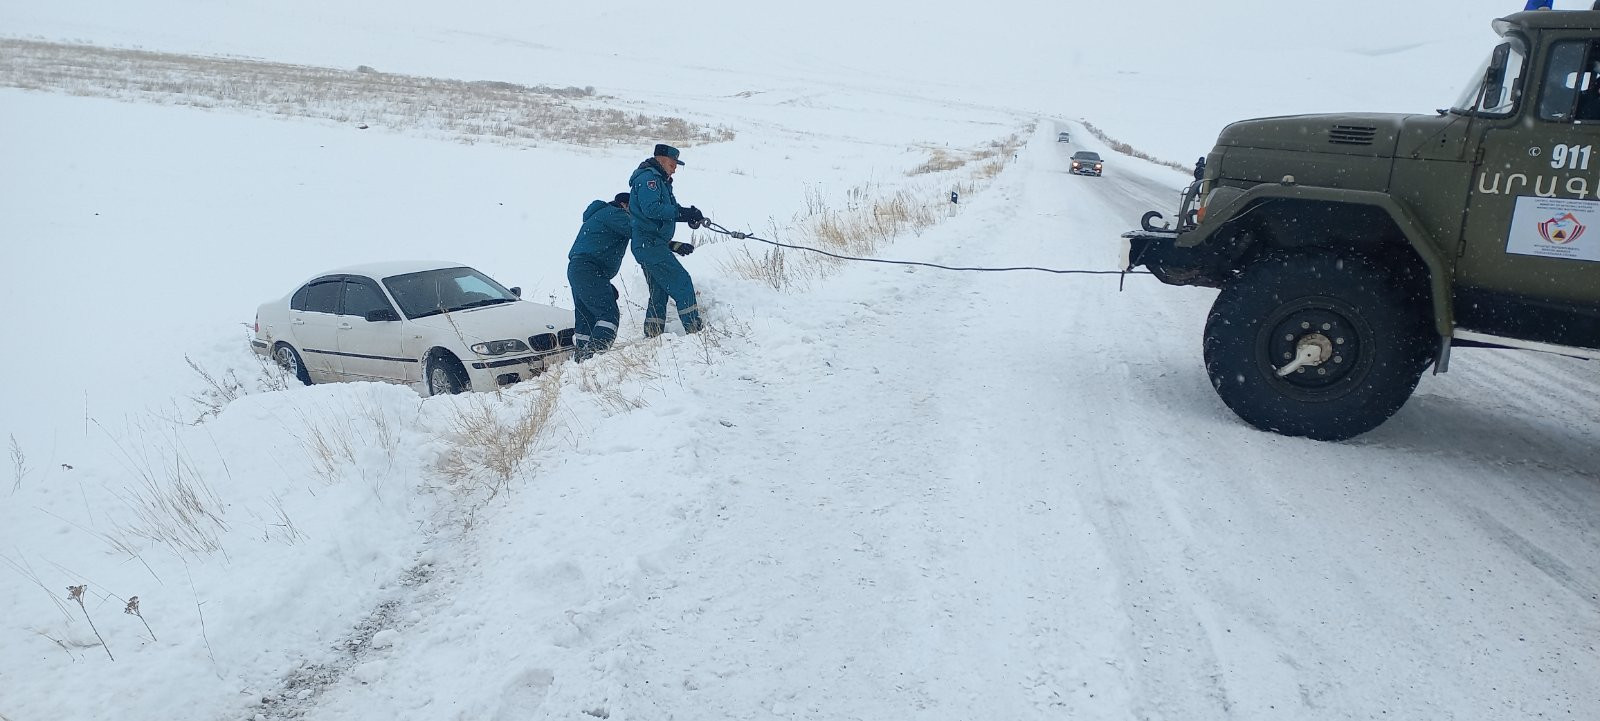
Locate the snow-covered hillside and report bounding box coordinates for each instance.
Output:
[0,0,1532,159]
[3,2,1599,720]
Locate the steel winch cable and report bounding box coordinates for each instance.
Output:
[697,221,1152,279]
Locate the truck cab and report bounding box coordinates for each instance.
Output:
[1124,9,1600,441]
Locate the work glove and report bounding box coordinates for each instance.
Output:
[668,241,695,257]
[677,205,705,224]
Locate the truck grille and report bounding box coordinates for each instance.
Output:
[1327,124,1377,146]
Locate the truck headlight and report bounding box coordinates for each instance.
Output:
[1197,186,1216,223]
[471,339,530,356]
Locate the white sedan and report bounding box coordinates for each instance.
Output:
[252,261,575,395]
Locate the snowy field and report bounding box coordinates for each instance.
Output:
[3,1,1599,720]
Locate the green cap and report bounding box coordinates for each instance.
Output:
[653,143,686,165]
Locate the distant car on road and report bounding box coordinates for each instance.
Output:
[1070,151,1103,176]
[252,261,575,396]
[1057,131,1071,143]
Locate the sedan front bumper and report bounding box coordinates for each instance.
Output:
[465,349,573,389]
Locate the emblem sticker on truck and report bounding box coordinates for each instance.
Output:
[1507,196,1600,262]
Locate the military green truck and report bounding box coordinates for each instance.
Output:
[1124,8,1600,441]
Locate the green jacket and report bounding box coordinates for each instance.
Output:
[568,199,632,277]
[628,159,684,258]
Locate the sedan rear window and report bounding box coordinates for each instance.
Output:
[293,279,342,314]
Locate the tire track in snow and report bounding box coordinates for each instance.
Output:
[1031,138,1245,718]
[529,129,1165,718]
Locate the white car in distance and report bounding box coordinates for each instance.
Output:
[253,261,575,396]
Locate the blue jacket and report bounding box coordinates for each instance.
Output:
[568,199,633,278]
[629,159,683,252]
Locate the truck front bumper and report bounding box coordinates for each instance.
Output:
[1121,229,1227,288]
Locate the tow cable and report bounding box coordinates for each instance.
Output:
[698,221,1152,289]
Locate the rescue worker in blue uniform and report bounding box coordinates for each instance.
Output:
[567,192,632,362]
[629,143,707,337]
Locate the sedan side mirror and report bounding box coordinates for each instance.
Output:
[364,308,401,322]
[510,286,522,298]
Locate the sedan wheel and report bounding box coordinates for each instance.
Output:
[274,343,312,386]
[426,354,468,396]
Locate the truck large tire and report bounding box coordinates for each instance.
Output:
[1202,251,1432,441]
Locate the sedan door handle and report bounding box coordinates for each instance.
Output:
[337,322,353,330]
[291,319,306,325]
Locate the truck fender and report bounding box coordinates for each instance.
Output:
[1184,183,1454,337]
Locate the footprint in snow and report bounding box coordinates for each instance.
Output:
[491,668,555,720]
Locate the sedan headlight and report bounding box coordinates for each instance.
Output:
[471,339,530,356]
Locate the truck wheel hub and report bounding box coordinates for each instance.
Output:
[1267,308,1358,386]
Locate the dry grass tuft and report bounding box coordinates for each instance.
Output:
[261,492,307,545]
[9,434,25,493]
[724,129,1031,290]
[907,130,1028,177]
[690,316,750,367]
[574,341,666,415]
[123,595,157,642]
[0,38,734,149]
[185,355,249,424]
[114,453,228,557]
[95,422,230,559]
[184,336,293,424]
[66,584,113,661]
[1077,119,1189,173]
[297,414,360,485]
[3,553,74,624]
[973,158,1007,180]
[434,367,564,498]
[719,185,945,289]
[290,393,400,490]
[723,245,804,291]
[908,148,969,175]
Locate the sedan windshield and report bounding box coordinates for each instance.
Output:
[383,266,518,319]
[1073,152,1101,161]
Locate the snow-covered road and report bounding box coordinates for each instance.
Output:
[7,4,1596,718]
[287,129,1600,720]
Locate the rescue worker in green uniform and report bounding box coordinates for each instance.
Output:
[628,144,707,337]
[566,192,631,362]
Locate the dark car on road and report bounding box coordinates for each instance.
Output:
[1070,151,1103,176]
